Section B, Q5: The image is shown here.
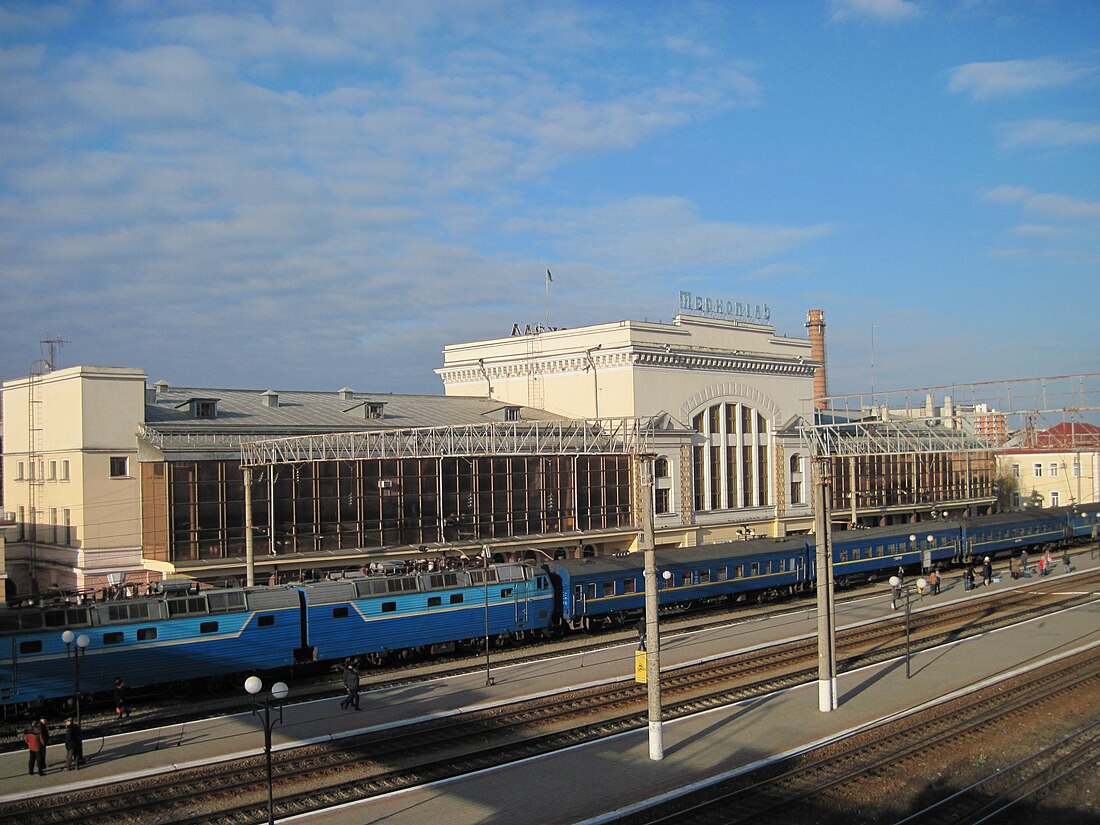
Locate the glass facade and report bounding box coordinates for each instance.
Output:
[143,453,633,563]
[829,450,996,511]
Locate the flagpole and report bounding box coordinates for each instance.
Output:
[545,269,551,328]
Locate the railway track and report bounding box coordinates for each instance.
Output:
[4,571,1098,825]
[603,645,1100,824]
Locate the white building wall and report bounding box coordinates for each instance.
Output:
[1,365,147,595]
[438,313,819,542]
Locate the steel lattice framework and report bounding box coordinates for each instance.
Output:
[802,373,1100,458]
[239,417,661,466]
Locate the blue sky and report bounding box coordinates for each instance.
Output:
[2,0,1097,400]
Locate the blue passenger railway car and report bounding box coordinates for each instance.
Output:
[962,510,1067,560]
[1068,502,1100,541]
[548,535,813,630]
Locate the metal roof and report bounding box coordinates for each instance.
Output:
[140,385,563,454]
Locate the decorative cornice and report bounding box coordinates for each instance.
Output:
[439,349,816,385]
[633,350,816,377]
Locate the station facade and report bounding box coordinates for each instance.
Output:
[1,304,1000,599]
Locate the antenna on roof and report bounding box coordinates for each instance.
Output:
[41,335,69,371]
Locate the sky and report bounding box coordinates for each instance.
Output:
[2,0,1098,402]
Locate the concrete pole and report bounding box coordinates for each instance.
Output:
[244,466,255,587]
[813,456,838,711]
[638,456,664,760]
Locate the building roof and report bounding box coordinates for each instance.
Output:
[1001,421,1100,453]
[141,383,564,456]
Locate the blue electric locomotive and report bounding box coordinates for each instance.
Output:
[0,562,555,713]
[298,562,555,665]
[0,585,305,709]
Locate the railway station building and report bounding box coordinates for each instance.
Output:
[0,303,998,599]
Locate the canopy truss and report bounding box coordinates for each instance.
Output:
[803,373,1100,458]
[240,417,661,467]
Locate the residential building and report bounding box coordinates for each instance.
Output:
[997,422,1100,509]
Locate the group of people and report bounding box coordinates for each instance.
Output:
[24,717,85,776]
[22,675,131,779]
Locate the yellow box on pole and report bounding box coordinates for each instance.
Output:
[634,649,647,683]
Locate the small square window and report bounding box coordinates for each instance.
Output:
[427,596,442,607]
[258,615,275,627]
[381,602,396,613]
[200,621,219,634]
[332,607,349,618]
[450,594,463,604]
[103,632,124,645]
[137,628,157,641]
[20,640,43,654]
[110,456,130,478]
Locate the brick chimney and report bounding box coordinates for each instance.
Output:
[805,309,828,409]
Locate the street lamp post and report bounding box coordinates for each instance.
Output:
[888,576,927,679]
[481,544,495,686]
[244,676,289,825]
[60,630,89,726]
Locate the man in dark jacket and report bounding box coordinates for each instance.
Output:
[64,718,85,769]
[339,661,361,711]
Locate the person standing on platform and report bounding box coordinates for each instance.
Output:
[964,566,975,591]
[64,718,85,770]
[928,569,940,596]
[636,617,647,651]
[114,677,131,718]
[25,720,46,776]
[981,556,993,587]
[1020,549,1030,577]
[339,660,361,711]
[1062,548,1071,573]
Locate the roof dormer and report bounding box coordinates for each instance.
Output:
[176,397,220,419]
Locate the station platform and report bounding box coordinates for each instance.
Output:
[3,548,1099,824]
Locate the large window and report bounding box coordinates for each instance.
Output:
[691,401,771,511]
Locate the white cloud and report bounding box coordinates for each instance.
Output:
[1000,119,1100,149]
[983,185,1100,219]
[829,0,921,23]
[1010,224,1067,237]
[948,58,1096,99]
[510,197,833,273]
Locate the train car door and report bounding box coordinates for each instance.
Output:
[514,581,529,627]
[573,582,586,617]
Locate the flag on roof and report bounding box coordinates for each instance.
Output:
[546,268,553,283]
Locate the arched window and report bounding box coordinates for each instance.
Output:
[654,457,670,478]
[691,402,771,513]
